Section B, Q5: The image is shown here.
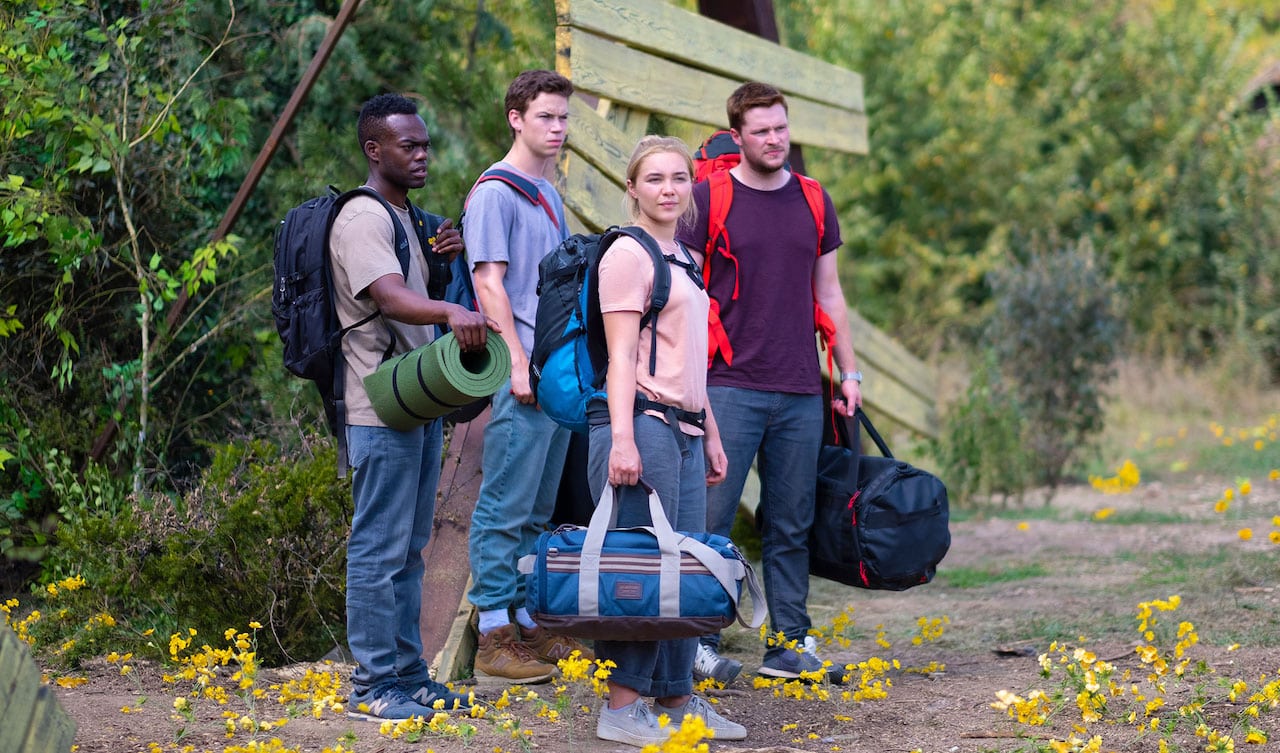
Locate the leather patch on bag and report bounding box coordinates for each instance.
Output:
[614,580,643,600]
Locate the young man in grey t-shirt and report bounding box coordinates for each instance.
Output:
[464,70,593,682]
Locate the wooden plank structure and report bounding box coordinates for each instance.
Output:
[554,0,934,436]
[428,0,939,681]
[0,624,76,753]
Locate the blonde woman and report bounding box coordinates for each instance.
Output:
[587,136,745,746]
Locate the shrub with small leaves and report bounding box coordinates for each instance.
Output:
[934,350,1033,508]
[49,437,350,665]
[985,236,1122,499]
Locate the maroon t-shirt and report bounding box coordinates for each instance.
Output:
[678,173,842,394]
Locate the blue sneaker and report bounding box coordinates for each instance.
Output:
[693,642,743,685]
[347,683,435,721]
[401,678,475,711]
[758,636,843,683]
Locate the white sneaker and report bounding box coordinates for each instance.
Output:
[655,694,747,741]
[597,698,671,747]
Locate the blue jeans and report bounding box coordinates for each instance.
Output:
[468,383,571,612]
[346,420,443,692]
[703,386,822,648]
[588,412,704,698]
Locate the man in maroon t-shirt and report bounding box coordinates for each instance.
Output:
[678,82,863,684]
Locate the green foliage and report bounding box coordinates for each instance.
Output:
[1,0,552,589]
[986,236,1122,497]
[934,352,1033,508]
[48,438,351,665]
[938,562,1048,590]
[782,0,1280,371]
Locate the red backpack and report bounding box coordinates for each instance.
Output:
[692,132,837,371]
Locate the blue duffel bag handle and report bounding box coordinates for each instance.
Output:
[577,481,766,630]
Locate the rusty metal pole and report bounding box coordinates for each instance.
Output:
[88,0,366,464]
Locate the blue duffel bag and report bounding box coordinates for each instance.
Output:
[518,482,765,641]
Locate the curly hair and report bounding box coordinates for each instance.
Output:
[357,93,420,148]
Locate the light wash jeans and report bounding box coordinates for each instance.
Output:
[587,411,705,698]
[702,386,823,651]
[345,420,443,692]
[468,383,571,613]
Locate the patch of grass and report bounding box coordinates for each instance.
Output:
[1093,360,1279,485]
[955,505,1065,523]
[1073,508,1194,525]
[1189,441,1278,479]
[938,562,1049,589]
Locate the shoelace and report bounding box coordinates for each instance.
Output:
[493,633,542,661]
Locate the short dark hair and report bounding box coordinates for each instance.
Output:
[357,93,419,148]
[504,69,573,120]
[726,82,787,131]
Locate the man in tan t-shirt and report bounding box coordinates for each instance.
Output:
[328,93,494,723]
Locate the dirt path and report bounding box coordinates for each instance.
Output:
[48,476,1280,752]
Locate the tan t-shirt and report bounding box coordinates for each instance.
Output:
[597,236,709,434]
[329,194,436,427]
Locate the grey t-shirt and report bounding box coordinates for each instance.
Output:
[463,161,568,356]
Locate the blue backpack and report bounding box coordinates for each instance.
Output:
[529,226,705,434]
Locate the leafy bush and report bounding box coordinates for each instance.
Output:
[934,352,1033,509]
[985,237,1123,498]
[49,437,351,665]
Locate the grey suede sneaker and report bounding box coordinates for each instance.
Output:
[597,698,671,747]
[654,694,747,740]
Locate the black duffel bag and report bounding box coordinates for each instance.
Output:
[809,408,950,590]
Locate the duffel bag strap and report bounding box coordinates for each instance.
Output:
[579,483,683,618]
[675,535,767,630]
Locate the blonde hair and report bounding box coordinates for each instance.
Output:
[622,135,698,228]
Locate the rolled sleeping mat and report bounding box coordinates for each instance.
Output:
[364,331,511,431]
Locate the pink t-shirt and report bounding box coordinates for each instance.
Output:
[597,235,709,433]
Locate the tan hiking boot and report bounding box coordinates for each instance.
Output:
[522,625,595,664]
[474,624,556,683]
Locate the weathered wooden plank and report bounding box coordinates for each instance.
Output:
[597,100,651,143]
[819,324,937,437]
[817,322,936,437]
[0,629,26,724]
[560,150,626,233]
[562,29,868,155]
[564,97,633,185]
[436,586,478,683]
[847,308,936,405]
[420,408,490,673]
[556,0,863,113]
[22,687,74,753]
[0,627,74,753]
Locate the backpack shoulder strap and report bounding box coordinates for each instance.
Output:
[465,167,560,229]
[703,171,737,368]
[613,226,671,377]
[795,174,827,256]
[407,201,454,301]
[340,186,412,277]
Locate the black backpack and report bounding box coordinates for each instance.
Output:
[528,226,704,436]
[272,186,446,472]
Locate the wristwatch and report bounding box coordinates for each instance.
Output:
[840,370,863,384]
